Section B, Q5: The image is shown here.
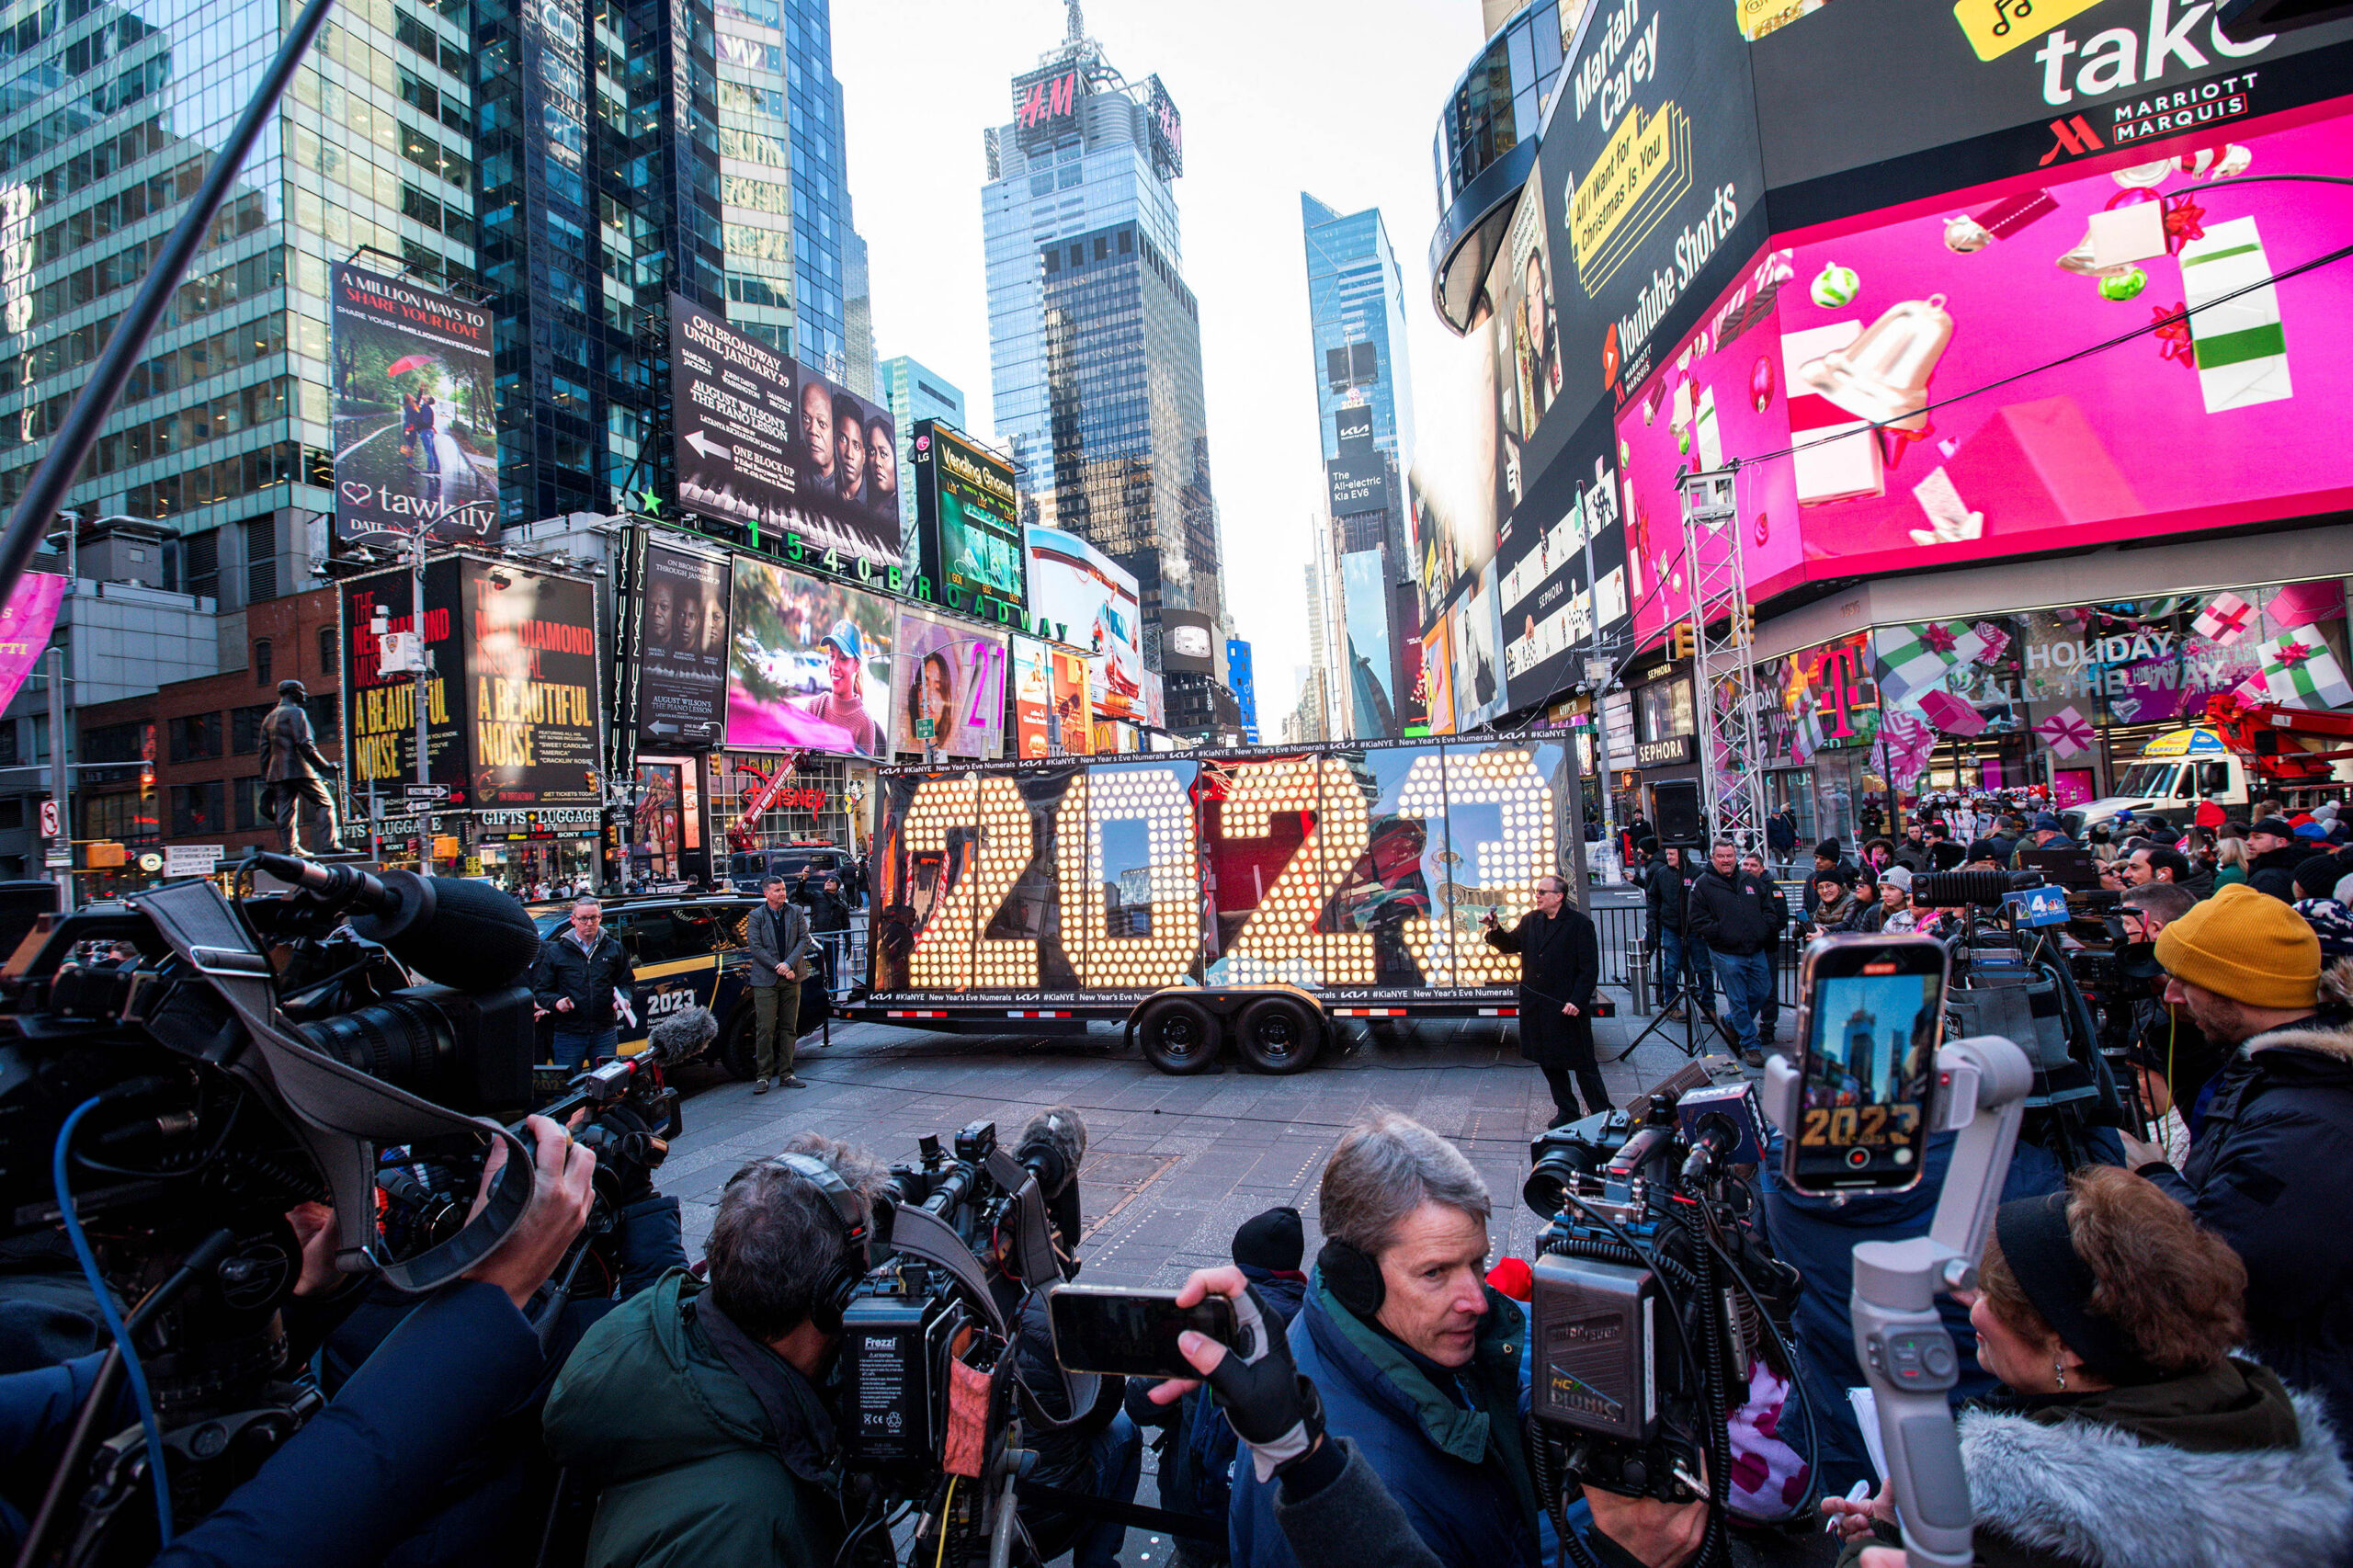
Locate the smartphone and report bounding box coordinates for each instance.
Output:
[1783,934,1949,1194]
[1047,1285,1240,1380]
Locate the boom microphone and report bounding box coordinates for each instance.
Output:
[253,852,542,991]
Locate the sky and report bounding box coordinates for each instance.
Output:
[832,0,1491,721]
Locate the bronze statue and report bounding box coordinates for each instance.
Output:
[260,678,340,857]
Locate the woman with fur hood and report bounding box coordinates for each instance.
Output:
[1825,1165,2352,1568]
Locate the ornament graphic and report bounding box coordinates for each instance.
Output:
[2099,266,2149,302]
[1942,214,1993,253]
[1797,297,1954,434]
[1810,264,1859,309]
[1751,355,1775,413]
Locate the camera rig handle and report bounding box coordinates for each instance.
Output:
[1761,1033,2033,1568]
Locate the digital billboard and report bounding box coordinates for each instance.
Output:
[1011,637,1053,759]
[637,542,731,746]
[1498,397,1631,706]
[1227,637,1259,743]
[1342,550,1396,739]
[341,558,468,804]
[893,608,1009,759]
[1026,525,1145,722]
[329,266,497,546]
[1162,608,1217,676]
[723,555,894,758]
[1451,561,1510,731]
[869,738,1574,1006]
[668,292,903,569]
[464,561,599,806]
[913,421,1024,620]
[1051,649,1095,756]
[1624,105,2353,641]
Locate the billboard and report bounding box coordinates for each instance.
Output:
[723,555,894,758]
[1050,649,1095,756]
[1450,561,1510,731]
[869,738,1575,1005]
[913,421,1024,620]
[1145,74,1183,179]
[637,542,731,745]
[1625,105,2353,640]
[668,293,903,569]
[893,608,1009,759]
[1162,608,1217,676]
[464,561,599,806]
[1226,637,1259,743]
[1342,550,1396,739]
[329,265,497,546]
[341,558,468,803]
[1498,397,1632,707]
[1011,637,1053,759]
[1026,525,1145,721]
[1749,0,2353,230]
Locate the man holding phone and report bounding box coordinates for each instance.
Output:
[1483,875,1605,1125]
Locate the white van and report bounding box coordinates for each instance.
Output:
[2066,727,2251,837]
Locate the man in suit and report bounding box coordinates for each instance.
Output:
[1483,873,1605,1126]
[745,875,816,1093]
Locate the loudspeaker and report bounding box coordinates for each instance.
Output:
[1653,780,1703,846]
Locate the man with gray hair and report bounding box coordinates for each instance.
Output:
[545,1132,883,1567]
[1229,1112,1539,1568]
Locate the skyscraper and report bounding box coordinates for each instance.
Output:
[0,0,486,600]
[876,355,965,557]
[1302,193,1417,570]
[980,12,1225,669]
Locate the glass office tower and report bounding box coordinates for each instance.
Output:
[877,354,964,555]
[0,0,483,601]
[1302,192,1416,567]
[981,22,1225,656]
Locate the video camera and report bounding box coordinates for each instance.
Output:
[1521,1065,1802,1566]
[828,1110,1097,1565]
[0,853,563,1561]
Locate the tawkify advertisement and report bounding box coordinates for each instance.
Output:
[1749,0,2353,230]
[724,555,894,758]
[339,558,468,802]
[465,562,599,806]
[637,543,731,746]
[668,293,904,569]
[893,608,1009,759]
[1451,562,1510,731]
[1537,0,1769,449]
[913,422,1024,620]
[329,266,497,546]
[1026,525,1145,722]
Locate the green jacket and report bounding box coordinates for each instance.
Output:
[544,1270,847,1568]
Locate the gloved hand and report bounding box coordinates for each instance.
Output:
[1148,1265,1324,1482]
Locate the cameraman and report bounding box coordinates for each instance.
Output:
[545,1132,883,1568]
[1,1116,596,1566]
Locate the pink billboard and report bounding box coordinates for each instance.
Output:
[1627,102,2353,642]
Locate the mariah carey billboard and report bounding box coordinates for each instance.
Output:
[1623,105,2353,642]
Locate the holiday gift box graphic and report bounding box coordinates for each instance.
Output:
[2236,626,2353,712]
[2194,591,2256,645]
[2264,580,2347,630]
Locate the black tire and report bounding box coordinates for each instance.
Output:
[1137,998,1222,1074]
[719,1001,756,1081]
[1235,997,1322,1074]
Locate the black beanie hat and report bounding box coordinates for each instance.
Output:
[1232,1206,1304,1273]
[2294,852,2342,901]
[1814,838,1843,861]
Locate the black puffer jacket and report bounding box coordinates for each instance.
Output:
[2143,960,2353,1449]
[531,931,637,1034]
[1686,866,1781,957]
[2247,843,2318,902]
[1643,856,1698,937]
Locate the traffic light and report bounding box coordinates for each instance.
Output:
[1669,621,1695,662]
[1737,604,1757,643]
[85,841,127,869]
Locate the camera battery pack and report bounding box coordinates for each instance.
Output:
[841,1290,964,1470]
[1529,1251,1660,1442]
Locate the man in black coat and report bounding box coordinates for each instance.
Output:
[1685,840,1782,1064]
[531,896,637,1069]
[1483,874,1605,1125]
[2246,815,2320,902]
[2127,884,2353,1452]
[1644,846,1711,1022]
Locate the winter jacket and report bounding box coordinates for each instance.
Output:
[2248,843,2313,901]
[1760,1129,2120,1497]
[1806,890,1858,934]
[1643,858,1698,938]
[2143,964,2353,1448]
[531,928,637,1034]
[794,883,852,935]
[1161,1267,1308,1527]
[1686,866,1782,957]
[1483,905,1600,1069]
[1836,1358,2351,1568]
[744,899,816,989]
[2213,862,2249,890]
[1895,840,1933,872]
[543,1271,847,1568]
[2,1282,547,1567]
[1230,1276,1540,1568]
[1267,1438,1654,1568]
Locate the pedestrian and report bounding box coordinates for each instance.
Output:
[1766,806,1797,871]
[1800,840,1851,923]
[1741,850,1788,1047]
[530,896,636,1070]
[1483,873,1605,1124]
[1686,838,1782,1067]
[744,875,817,1093]
[1894,820,1931,873]
[1645,845,1711,1023]
[2246,815,2318,901]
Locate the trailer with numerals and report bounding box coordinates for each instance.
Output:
[848,734,1584,1074]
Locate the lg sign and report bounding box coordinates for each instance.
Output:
[1017,70,1078,130]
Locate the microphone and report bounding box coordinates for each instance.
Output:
[254,851,543,991]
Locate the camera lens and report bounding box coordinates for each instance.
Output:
[1524,1145,1598,1218]
[295,986,537,1118]
[301,996,460,1096]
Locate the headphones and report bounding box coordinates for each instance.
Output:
[755,1153,871,1335]
[1317,1237,1385,1319]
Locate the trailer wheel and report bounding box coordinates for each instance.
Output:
[1137,999,1222,1074]
[1235,997,1322,1074]
[719,1003,756,1081]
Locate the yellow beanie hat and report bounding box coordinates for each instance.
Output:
[2154,883,2321,1011]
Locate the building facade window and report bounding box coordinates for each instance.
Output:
[254,639,274,687]
[168,712,223,762]
[169,780,227,837]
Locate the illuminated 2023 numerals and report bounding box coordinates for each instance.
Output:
[1220,756,1373,986]
[1400,749,1553,987]
[1057,768,1199,989]
[904,775,1039,989]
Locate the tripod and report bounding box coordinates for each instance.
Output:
[1610,938,1735,1062]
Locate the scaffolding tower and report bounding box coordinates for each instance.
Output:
[1678,469,1774,853]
